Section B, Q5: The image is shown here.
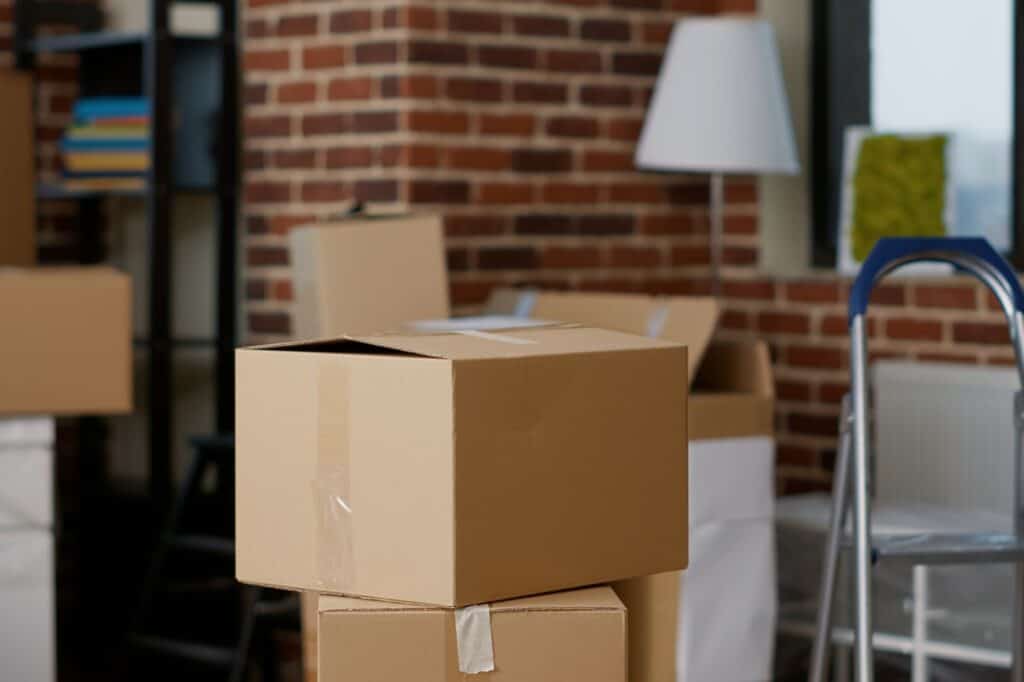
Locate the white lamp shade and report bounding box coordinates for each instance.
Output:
[636,18,800,175]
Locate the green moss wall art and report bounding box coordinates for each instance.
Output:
[838,128,952,272]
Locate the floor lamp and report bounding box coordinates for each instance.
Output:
[635,18,800,295]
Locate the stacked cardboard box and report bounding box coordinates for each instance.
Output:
[236,323,689,680]
[486,290,777,682]
[0,268,132,682]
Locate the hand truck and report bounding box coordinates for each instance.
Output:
[808,237,1024,682]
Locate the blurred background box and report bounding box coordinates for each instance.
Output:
[0,70,35,267]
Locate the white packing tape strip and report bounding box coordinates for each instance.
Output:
[514,290,538,317]
[455,604,495,674]
[456,329,537,345]
[646,302,670,338]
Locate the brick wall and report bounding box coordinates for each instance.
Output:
[241,0,1018,493]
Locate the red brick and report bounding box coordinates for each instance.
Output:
[542,183,600,204]
[448,147,511,171]
[776,379,812,402]
[919,352,978,365]
[609,246,660,268]
[512,149,573,173]
[249,312,290,335]
[612,51,661,75]
[277,14,318,37]
[612,0,664,8]
[952,321,1010,345]
[246,279,266,300]
[330,9,372,33]
[581,18,631,42]
[245,84,268,105]
[326,147,373,169]
[788,412,840,438]
[408,110,470,134]
[547,116,599,138]
[303,45,346,70]
[516,214,574,235]
[671,246,710,266]
[545,49,603,73]
[479,113,535,136]
[447,77,503,102]
[580,84,632,107]
[355,42,399,64]
[723,246,757,265]
[448,9,503,34]
[642,20,673,44]
[410,40,469,64]
[247,245,289,266]
[579,215,634,235]
[786,281,840,303]
[641,213,698,235]
[301,181,350,203]
[244,150,266,171]
[479,182,535,205]
[885,318,943,341]
[277,81,316,104]
[479,247,538,270]
[447,248,470,272]
[272,280,294,301]
[778,444,817,467]
[786,345,843,370]
[722,279,776,301]
[410,180,470,204]
[269,215,315,236]
[390,5,439,30]
[451,282,499,306]
[355,180,399,202]
[720,310,750,330]
[302,112,350,136]
[912,285,977,310]
[381,75,438,99]
[514,15,570,37]
[870,284,905,306]
[244,49,289,71]
[406,145,442,168]
[352,111,398,133]
[820,314,850,337]
[513,82,567,104]
[818,382,849,404]
[543,247,602,268]
[726,182,758,203]
[245,115,290,138]
[273,149,316,169]
[607,117,643,142]
[479,45,538,69]
[328,77,373,100]
[446,215,507,237]
[582,150,632,172]
[758,312,810,335]
[609,183,663,203]
[246,181,290,204]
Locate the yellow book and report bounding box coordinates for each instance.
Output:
[64,152,150,172]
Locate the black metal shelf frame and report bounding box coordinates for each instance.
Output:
[14,0,239,513]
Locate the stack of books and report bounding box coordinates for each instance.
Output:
[60,97,149,191]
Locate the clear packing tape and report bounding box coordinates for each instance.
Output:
[311,363,497,675]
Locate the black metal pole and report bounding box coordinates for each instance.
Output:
[216,0,239,434]
[146,0,174,512]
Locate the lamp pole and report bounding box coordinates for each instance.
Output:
[709,172,725,297]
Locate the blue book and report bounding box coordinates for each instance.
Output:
[61,138,148,152]
[73,97,150,120]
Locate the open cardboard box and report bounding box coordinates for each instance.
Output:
[485,289,776,682]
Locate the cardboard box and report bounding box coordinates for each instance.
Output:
[318,586,626,682]
[0,268,132,415]
[288,214,449,339]
[0,529,55,682]
[236,324,688,606]
[0,70,35,267]
[485,290,776,682]
[0,417,55,530]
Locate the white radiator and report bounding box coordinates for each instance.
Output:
[873,360,1018,516]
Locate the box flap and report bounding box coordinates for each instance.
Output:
[319,586,623,614]
[490,289,718,385]
[692,340,773,396]
[252,326,682,361]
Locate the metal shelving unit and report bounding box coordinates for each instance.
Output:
[13,0,239,519]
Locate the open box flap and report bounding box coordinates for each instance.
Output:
[488,289,718,385]
[245,324,682,361]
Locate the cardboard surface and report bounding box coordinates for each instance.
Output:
[482,289,776,682]
[0,70,35,267]
[317,586,626,682]
[0,268,132,415]
[289,214,449,339]
[236,325,688,606]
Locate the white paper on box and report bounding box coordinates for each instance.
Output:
[0,446,53,529]
[0,417,54,446]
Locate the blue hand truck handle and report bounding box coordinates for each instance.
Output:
[849,237,1024,324]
